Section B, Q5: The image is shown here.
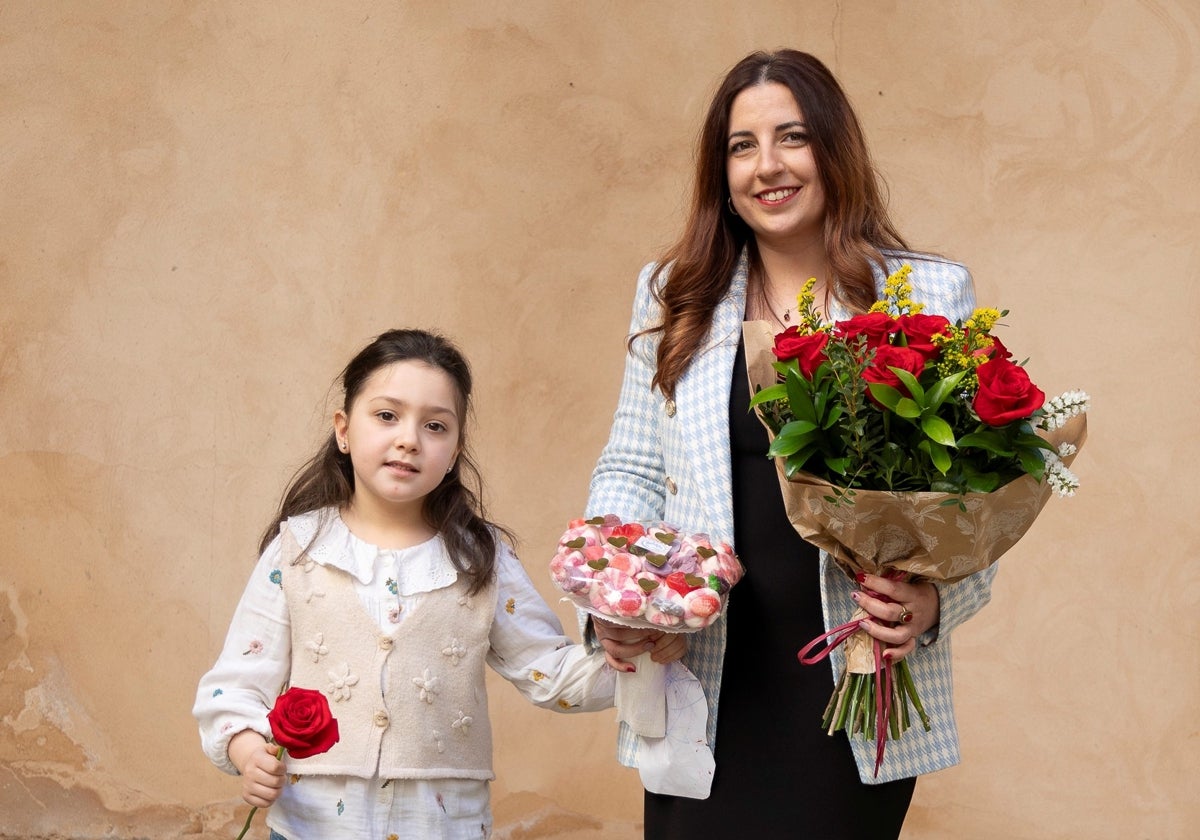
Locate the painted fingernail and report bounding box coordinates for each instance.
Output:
[850,591,860,601]
[855,572,867,584]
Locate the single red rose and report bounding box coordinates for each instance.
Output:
[973,356,1045,425]
[835,312,897,349]
[772,327,830,377]
[895,313,951,360]
[267,687,340,759]
[862,345,927,396]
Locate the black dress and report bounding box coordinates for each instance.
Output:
[643,337,916,840]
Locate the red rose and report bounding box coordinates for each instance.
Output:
[973,357,1045,425]
[835,312,897,349]
[862,345,927,395]
[267,687,340,759]
[772,327,830,377]
[895,313,951,360]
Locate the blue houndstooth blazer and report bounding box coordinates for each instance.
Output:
[586,250,998,787]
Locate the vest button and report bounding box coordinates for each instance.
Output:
[374,711,389,727]
[378,636,393,650]
[666,477,678,495]
[665,398,676,417]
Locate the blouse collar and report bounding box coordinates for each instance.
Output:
[285,508,459,595]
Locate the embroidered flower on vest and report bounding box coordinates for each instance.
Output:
[305,632,329,663]
[326,662,359,701]
[412,668,440,703]
[452,710,473,734]
[442,638,467,665]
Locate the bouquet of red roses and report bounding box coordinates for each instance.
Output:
[744,266,1088,775]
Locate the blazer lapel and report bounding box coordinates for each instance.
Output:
[676,254,748,544]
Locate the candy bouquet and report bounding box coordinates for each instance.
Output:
[550,515,742,795]
[744,266,1088,776]
[550,515,742,633]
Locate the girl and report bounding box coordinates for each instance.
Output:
[195,329,678,838]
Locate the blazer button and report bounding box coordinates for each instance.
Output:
[378,636,394,651]
[666,477,678,495]
[374,711,390,727]
[664,399,676,417]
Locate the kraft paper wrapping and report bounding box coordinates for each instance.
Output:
[743,319,1087,673]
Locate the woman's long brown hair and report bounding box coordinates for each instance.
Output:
[644,49,910,399]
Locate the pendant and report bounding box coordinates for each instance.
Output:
[783,309,791,323]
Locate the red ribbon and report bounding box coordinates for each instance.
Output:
[795,574,908,777]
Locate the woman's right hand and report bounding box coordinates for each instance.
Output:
[592,616,687,672]
[228,729,285,808]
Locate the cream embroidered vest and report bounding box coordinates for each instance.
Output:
[278,521,497,779]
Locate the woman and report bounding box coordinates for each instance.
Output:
[587,49,996,838]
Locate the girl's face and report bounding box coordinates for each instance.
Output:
[333,360,461,519]
[725,82,827,249]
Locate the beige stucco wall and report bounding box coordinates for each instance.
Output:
[2,1,1197,837]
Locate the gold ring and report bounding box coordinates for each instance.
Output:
[898,608,914,624]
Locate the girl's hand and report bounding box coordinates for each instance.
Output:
[592,616,688,672]
[852,573,940,663]
[228,729,285,808]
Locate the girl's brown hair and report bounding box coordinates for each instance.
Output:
[645,49,910,399]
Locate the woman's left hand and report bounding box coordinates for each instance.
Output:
[852,573,940,662]
[592,616,688,671]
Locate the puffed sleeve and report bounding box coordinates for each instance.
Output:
[586,262,671,525]
[486,541,615,710]
[193,535,292,774]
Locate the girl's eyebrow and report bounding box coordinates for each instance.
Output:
[370,395,458,418]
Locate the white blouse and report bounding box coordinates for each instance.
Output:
[194,510,615,839]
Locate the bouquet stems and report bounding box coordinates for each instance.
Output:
[803,621,932,777]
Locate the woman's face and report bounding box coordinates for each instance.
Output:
[725,82,826,249]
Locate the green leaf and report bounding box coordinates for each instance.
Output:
[785,370,819,423]
[926,371,967,408]
[867,382,902,410]
[783,443,821,477]
[920,415,957,447]
[965,472,1001,493]
[1017,447,1046,479]
[956,431,1014,456]
[749,383,787,408]
[895,398,922,419]
[927,440,952,474]
[1014,432,1056,453]
[823,404,844,429]
[892,368,926,403]
[823,455,851,475]
[767,424,818,457]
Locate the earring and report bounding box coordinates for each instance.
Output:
[727,196,739,217]
[339,440,348,453]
